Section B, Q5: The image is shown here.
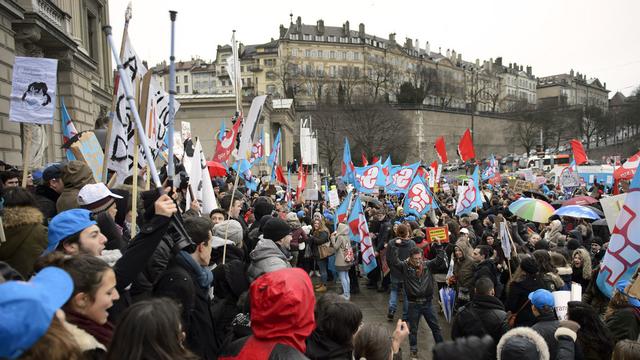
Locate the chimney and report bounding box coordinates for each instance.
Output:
[520,65,523,71]
[526,66,532,76]
[359,23,365,38]
[388,33,396,43]
[317,19,325,34]
[343,21,350,36]
[279,24,286,38]
[425,41,430,55]
[489,58,493,71]
[415,38,419,51]
[446,49,450,58]
[604,82,607,89]
[296,16,301,32]
[495,57,502,66]
[405,37,413,49]
[570,69,574,77]
[509,63,512,69]
[475,58,479,67]
[451,49,456,62]
[438,46,441,54]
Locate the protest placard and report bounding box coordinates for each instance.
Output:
[328,189,340,208]
[600,194,627,233]
[10,57,58,125]
[426,226,450,243]
[68,131,105,182]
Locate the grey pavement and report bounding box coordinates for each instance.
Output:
[315,276,452,360]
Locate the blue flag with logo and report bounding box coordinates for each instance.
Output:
[455,166,482,216]
[402,174,438,218]
[596,166,640,298]
[348,197,377,274]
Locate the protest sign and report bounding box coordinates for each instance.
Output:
[600,194,627,233]
[10,57,58,125]
[380,248,390,276]
[426,226,450,243]
[553,283,582,320]
[328,189,340,208]
[68,131,104,182]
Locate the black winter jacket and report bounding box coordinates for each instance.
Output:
[504,276,545,327]
[451,294,509,345]
[387,244,445,302]
[531,312,560,360]
[305,330,352,360]
[154,255,218,359]
[387,238,416,281]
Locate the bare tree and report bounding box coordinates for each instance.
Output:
[338,65,363,105]
[272,53,302,101]
[578,105,604,149]
[313,106,345,175]
[365,59,395,103]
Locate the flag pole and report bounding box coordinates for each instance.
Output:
[102,2,132,183]
[167,10,177,187]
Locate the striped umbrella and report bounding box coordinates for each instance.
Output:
[508,197,555,223]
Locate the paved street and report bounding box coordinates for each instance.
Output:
[317,277,452,360]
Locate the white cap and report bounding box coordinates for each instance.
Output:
[460,228,469,234]
[78,183,122,213]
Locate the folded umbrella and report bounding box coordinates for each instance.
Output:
[554,205,601,220]
[439,286,456,323]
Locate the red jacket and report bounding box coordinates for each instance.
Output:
[219,268,315,359]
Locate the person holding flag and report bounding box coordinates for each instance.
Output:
[456,166,483,216]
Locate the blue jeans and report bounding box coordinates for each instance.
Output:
[388,281,409,319]
[317,258,328,283]
[408,301,444,352]
[338,271,350,299]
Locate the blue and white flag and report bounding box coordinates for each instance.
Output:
[348,197,377,274]
[596,166,640,297]
[335,190,353,231]
[268,129,281,182]
[386,162,420,193]
[354,165,380,194]
[402,173,438,218]
[455,166,482,216]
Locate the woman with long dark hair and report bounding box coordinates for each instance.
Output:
[504,256,545,327]
[107,298,198,360]
[309,218,331,292]
[568,301,615,360]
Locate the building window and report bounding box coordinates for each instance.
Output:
[352,37,359,43]
[176,85,180,93]
[86,11,97,59]
[184,75,188,83]
[289,34,299,40]
[292,48,298,57]
[328,35,336,42]
[353,52,360,60]
[221,80,225,86]
[185,85,189,93]
[305,49,311,57]
[340,51,347,60]
[317,50,323,58]
[176,76,179,83]
[340,37,348,43]
[330,51,336,59]
[315,35,324,41]
[267,85,276,94]
[303,34,312,41]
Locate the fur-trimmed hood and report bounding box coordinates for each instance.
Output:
[497,327,550,360]
[63,319,106,352]
[556,266,573,276]
[2,206,44,228]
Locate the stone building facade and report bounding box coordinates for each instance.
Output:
[537,70,609,112]
[0,0,112,167]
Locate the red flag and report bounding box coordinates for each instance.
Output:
[361,152,369,166]
[430,160,438,173]
[275,165,288,185]
[570,139,588,165]
[457,129,475,162]
[371,155,379,164]
[213,115,243,163]
[614,150,640,180]
[434,136,448,163]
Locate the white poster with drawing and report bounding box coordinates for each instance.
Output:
[10,57,58,125]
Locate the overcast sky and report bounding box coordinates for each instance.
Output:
[108,0,640,96]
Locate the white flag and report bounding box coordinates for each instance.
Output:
[107,35,148,184]
[237,95,267,160]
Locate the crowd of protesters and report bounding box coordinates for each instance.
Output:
[0,159,639,360]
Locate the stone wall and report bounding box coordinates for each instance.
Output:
[0,7,21,166]
[400,109,521,162]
